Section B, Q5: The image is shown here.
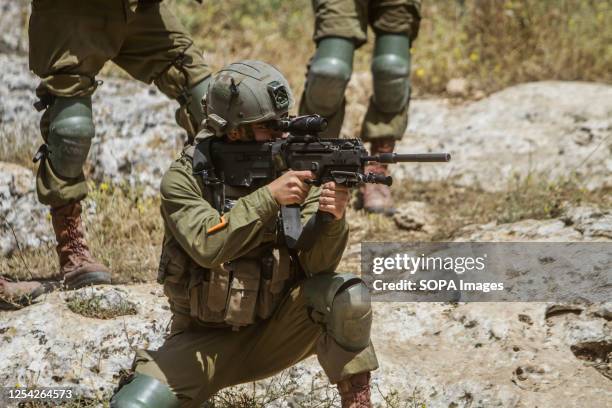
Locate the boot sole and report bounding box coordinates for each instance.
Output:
[64,272,112,290]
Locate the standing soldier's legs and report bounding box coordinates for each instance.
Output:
[299,0,372,138]
[299,37,355,138]
[111,275,378,407]
[112,2,212,142]
[28,0,128,288]
[360,0,421,214]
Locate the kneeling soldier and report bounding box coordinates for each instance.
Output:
[110,61,378,407]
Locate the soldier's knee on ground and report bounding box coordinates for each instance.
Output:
[44,96,95,179]
[371,34,411,114]
[304,273,372,352]
[303,37,355,117]
[110,373,180,408]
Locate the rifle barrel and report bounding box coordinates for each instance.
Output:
[369,153,451,163]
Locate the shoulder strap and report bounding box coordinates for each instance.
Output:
[191,138,225,212]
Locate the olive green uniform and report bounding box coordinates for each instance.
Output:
[29,0,211,208]
[311,0,421,46]
[131,151,379,406]
[300,0,421,140]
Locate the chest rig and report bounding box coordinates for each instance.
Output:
[171,138,293,330]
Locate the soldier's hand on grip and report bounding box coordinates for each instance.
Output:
[319,182,349,220]
[267,170,314,205]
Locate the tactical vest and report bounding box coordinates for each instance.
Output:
[157,144,297,330]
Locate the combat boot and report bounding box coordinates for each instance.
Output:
[338,372,372,408]
[51,202,111,289]
[361,138,395,215]
[0,277,45,309]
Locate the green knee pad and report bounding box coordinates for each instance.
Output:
[187,75,211,128]
[303,37,355,117]
[110,373,180,408]
[371,34,411,114]
[46,96,95,179]
[176,75,211,139]
[304,273,372,352]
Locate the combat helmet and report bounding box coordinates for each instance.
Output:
[205,60,294,136]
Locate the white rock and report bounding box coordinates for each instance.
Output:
[446,77,469,96]
[397,82,612,192]
[393,201,435,232]
[456,205,611,242]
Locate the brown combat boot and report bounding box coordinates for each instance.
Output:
[361,138,395,215]
[338,372,372,408]
[0,277,45,309]
[51,202,111,289]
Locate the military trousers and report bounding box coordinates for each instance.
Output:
[29,0,211,208]
[132,282,379,407]
[301,0,421,141]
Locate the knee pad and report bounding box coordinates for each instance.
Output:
[371,34,411,114]
[46,96,95,179]
[175,75,211,139]
[304,273,372,352]
[304,37,355,116]
[110,373,180,408]
[186,75,211,129]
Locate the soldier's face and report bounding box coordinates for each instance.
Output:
[251,123,286,141]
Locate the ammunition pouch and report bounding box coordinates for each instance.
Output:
[159,241,293,330]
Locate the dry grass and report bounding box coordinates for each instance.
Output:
[394,172,612,241]
[99,1,612,100]
[2,171,609,282]
[16,380,422,408]
[411,0,612,95]
[19,398,105,408]
[65,290,138,320]
[0,127,40,171]
[1,181,163,283]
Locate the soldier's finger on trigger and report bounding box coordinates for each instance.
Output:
[295,170,315,180]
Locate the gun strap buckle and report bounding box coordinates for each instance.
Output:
[33,94,55,112]
[32,144,49,163]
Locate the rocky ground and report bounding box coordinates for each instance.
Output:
[1,1,611,406]
[1,286,610,407]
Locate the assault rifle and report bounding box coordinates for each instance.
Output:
[193,115,450,249]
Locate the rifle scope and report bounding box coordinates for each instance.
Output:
[272,114,328,135]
